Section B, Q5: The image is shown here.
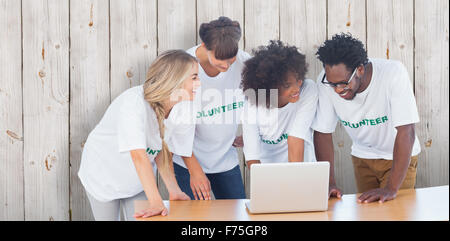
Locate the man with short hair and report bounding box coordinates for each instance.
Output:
[312,33,421,203]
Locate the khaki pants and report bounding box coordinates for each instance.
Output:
[351,155,418,193]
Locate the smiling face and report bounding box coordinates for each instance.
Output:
[170,62,200,103]
[324,63,363,100]
[278,71,303,108]
[181,63,200,101]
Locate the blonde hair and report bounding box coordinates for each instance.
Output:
[143,50,197,174]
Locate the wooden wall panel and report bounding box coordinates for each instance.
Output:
[367,0,414,82]
[0,0,24,221]
[157,0,196,53]
[22,0,70,220]
[414,0,449,188]
[69,0,110,221]
[280,0,327,84]
[110,0,157,100]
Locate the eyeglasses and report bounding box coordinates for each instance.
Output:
[321,67,358,89]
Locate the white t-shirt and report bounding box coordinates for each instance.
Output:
[311,58,421,160]
[78,85,195,202]
[172,45,252,173]
[242,79,318,163]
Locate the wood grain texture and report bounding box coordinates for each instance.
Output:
[157,0,196,53]
[135,185,449,221]
[110,0,157,100]
[366,0,414,82]
[22,0,70,220]
[69,0,110,221]
[414,0,449,188]
[327,0,366,40]
[244,0,279,52]
[280,0,327,82]
[0,0,24,221]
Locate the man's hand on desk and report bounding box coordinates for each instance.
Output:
[357,187,397,204]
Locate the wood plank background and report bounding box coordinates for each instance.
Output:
[0,0,448,221]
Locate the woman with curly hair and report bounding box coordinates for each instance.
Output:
[241,40,318,169]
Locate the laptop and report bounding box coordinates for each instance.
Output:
[245,162,330,214]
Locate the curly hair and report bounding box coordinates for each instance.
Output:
[316,33,368,71]
[241,40,307,108]
[199,16,241,60]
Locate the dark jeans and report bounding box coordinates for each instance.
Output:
[173,162,246,199]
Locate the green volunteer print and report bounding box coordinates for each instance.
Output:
[196,101,245,118]
[340,116,388,129]
[146,148,161,155]
[261,133,288,145]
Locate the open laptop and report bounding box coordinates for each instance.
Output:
[245,162,330,214]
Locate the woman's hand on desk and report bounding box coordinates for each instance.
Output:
[169,189,191,201]
[190,170,212,200]
[134,201,168,218]
[182,155,211,200]
[357,187,397,204]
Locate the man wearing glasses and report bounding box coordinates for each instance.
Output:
[312,33,421,204]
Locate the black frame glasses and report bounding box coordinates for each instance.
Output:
[321,67,358,89]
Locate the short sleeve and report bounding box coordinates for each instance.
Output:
[288,79,318,143]
[242,102,262,161]
[311,71,339,133]
[117,95,147,153]
[388,62,420,127]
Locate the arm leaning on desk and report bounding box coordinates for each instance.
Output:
[135,185,449,221]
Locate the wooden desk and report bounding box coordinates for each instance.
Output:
[135,185,449,221]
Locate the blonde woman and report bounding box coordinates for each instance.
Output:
[78,50,200,221]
